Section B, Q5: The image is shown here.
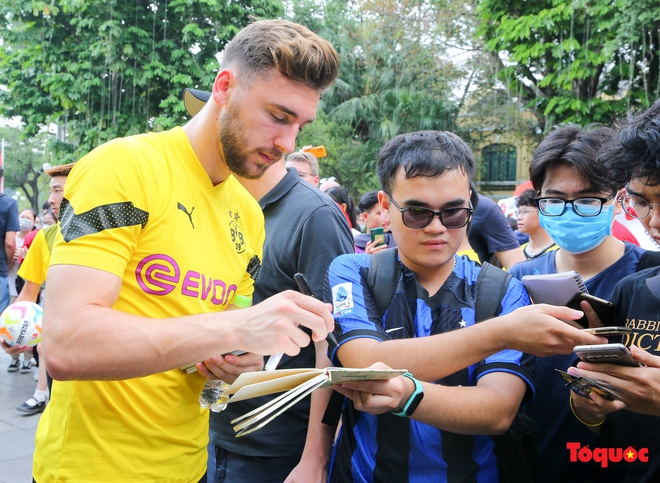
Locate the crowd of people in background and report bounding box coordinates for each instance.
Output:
[2,18,660,483]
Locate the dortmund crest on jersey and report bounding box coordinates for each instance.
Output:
[228,210,245,254]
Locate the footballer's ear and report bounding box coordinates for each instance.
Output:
[212,69,237,107]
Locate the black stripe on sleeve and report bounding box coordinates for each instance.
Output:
[474,360,536,404]
[59,197,149,242]
[328,329,391,366]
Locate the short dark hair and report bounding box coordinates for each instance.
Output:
[20,208,37,220]
[530,124,619,193]
[377,131,476,194]
[43,209,57,224]
[358,190,379,213]
[599,99,660,187]
[326,186,357,229]
[516,189,537,207]
[222,19,339,92]
[44,163,75,177]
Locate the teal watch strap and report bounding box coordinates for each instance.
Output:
[391,372,424,417]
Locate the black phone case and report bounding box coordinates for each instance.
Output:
[567,293,614,328]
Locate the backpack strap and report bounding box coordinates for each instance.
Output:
[367,248,400,319]
[475,262,512,322]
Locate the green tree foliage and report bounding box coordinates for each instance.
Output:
[290,0,464,197]
[0,126,50,212]
[0,0,283,162]
[296,112,379,197]
[477,0,660,131]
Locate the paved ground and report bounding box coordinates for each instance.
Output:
[0,351,220,483]
[0,350,40,483]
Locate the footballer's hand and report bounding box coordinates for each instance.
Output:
[197,352,264,383]
[231,291,334,357]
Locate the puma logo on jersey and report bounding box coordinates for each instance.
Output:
[177,202,195,229]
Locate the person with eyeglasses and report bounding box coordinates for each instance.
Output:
[515,189,557,260]
[285,151,320,188]
[321,130,604,482]
[509,124,648,483]
[561,100,660,483]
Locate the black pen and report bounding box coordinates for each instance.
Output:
[294,272,314,297]
[293,272,339,347]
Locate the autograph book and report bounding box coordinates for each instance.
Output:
[225,367,406,437]
[521,270,587,306]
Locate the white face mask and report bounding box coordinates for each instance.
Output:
[19,218,34,232]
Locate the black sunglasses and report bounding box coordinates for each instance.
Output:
[388,195,473,229]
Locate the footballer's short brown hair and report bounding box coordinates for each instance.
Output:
[222,19,339,92]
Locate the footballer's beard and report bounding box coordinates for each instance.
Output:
[219,104,282,180]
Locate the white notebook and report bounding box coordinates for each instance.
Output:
[521,270,587,306]
[225,367,406,437]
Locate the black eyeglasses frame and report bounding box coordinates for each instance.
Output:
[534,192,616,217]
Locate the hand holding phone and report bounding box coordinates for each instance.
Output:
[370,227,385,247]
[567,293,614,327]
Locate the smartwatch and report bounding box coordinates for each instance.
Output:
[391,372,424,418]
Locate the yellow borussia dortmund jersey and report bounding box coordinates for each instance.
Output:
[17,224,58,285]
[34,127,265,483]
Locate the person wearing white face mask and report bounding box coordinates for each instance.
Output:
[9,209,36,301]
[6,208,36,373]
[509,124,649,483]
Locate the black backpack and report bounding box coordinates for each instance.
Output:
[365,248,537,483]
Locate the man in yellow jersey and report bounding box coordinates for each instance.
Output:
[1,164,70,390]
[34,20,339,483]
[12,163,73,415]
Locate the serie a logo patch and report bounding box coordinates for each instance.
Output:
[332,283,354,316]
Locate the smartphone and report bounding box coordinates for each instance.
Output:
[573,343,641,366]
[567,293,614,327]
[555,369,622,401]
[581,326,632,344]
[370,227,385,246]
[302,145,327,158]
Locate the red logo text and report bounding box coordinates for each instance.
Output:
[567,443,649,468]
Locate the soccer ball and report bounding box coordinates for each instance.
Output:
[0,301,43,347]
